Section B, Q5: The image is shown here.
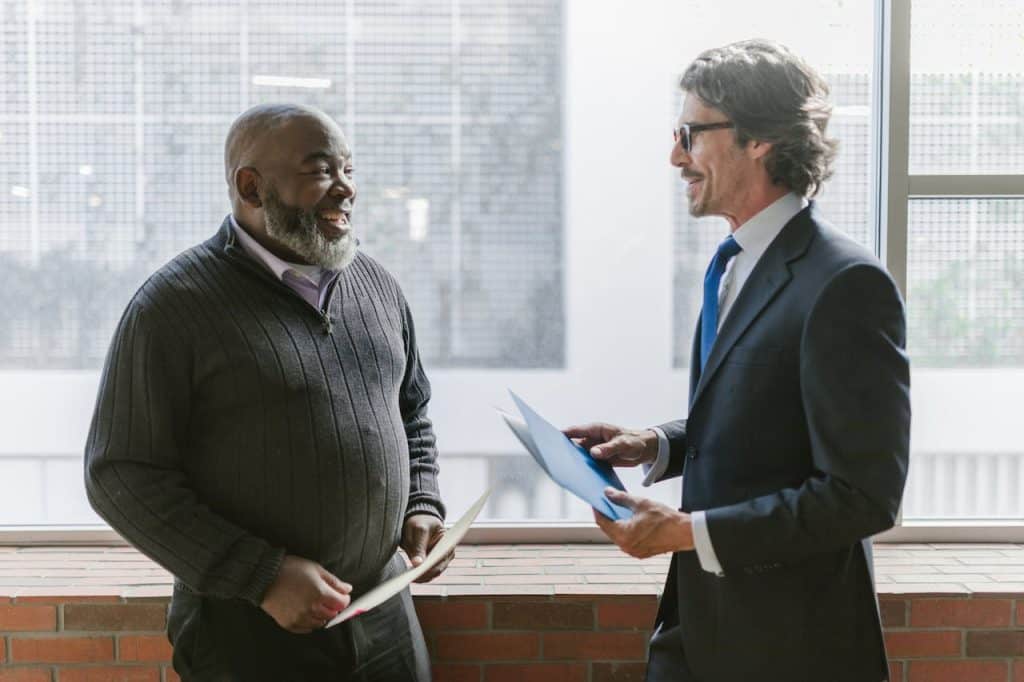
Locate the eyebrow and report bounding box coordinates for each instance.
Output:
[300,151,352,165]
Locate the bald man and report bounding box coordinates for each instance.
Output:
[85,104,448,681]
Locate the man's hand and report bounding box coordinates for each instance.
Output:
[594,488,694,559]
[260,555,351,634]
[401,514,454,583]
[563,423,659,468]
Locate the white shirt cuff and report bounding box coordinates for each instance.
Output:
[692,510,724,576]
[641,427,671,487]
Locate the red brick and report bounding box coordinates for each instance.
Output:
[596,600,657,630]
[542,632,646,661]
[911,599,1013,628]
[884,630,962,658]
[592,662,647,682]
[11,637,114,663]
[1014,660,1024,682]
[0,670,52,682]
[435,633,540,662]
[416,600,489,631]
[493,601,593,630]
[0,636,5,664]
[432,663,481,682]
[966,630,1024,657]
[908,660,1008,682]
[57,668,160,682]
[1017,601,1024,627]
[485,663,586,682]
[62,604,166,632]
[0,605,57,632]
[117,635,172,662]
[889,661,903,682]
[163,668,180,682]
[880,599,907,628]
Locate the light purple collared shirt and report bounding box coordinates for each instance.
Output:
[230,215,338,311]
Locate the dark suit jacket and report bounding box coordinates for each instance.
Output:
[654,204,910,682]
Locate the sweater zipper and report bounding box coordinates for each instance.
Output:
[319,273,342,336]
[224,236,339,336]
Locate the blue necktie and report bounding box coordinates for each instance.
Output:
[700,235,743,371]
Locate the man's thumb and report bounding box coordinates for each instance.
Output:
[604,487,636,510]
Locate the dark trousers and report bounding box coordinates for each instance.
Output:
[169,573,430,681]
[645,623,698,682]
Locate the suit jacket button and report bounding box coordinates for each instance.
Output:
[685,446,698,459]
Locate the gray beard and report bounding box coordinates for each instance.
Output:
[263,189,357,271]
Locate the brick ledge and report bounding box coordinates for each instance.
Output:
[1,544,1023,599]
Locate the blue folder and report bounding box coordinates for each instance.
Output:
[505,391,633,521]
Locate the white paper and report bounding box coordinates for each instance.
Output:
[325,488,491,628]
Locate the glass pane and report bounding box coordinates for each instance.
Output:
[909,0,1024,174]
[672,0,876,366]
[902,199,1024,520]
[0,0,564,525]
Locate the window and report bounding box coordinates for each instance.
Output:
[896,0,1024,522]
[0,0,1020,534]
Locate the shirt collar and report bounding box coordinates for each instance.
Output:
[730,192,808,261]
[229,214,325,285]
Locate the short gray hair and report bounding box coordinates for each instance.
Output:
[679,39,838,197]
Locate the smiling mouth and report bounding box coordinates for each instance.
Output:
[316,209,351,236]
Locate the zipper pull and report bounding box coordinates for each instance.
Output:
[321,313,334,335]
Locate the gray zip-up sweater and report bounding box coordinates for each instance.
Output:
[84,217,445,606]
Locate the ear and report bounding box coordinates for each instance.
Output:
[746,138,773,161]
[234,167,263,208]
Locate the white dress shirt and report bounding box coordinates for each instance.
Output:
[229,215,338,310]
[644,192,808,575]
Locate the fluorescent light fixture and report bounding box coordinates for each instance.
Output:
[10,185,29,198]
[251,75,332,89]
[88,194,103,208]
[79,165,94,176]
[407,198,430,242]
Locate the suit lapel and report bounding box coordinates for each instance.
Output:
[689,206,817,410]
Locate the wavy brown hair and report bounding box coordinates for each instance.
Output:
[679,39,838,197]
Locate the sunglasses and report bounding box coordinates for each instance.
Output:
[672,121,735,152]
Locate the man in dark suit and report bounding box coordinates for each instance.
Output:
[566,40,910,682]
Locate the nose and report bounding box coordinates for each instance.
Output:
[670,139,690,168]
[331,172,356,200]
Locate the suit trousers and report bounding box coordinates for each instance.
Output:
[646,622,698,682]
[168,559,430,681]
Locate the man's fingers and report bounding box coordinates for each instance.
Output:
[318,587,348,612]
[562,424,597,439]
[604,487,640,511]
[405,526,429,566]
[593,507,618,536]
[415,548,455,583]
[316,573,351,612]
[310,603,336,621]
[320,569,352,595]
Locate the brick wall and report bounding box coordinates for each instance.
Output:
[3,594,1024,681]
[0,596,176,682]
